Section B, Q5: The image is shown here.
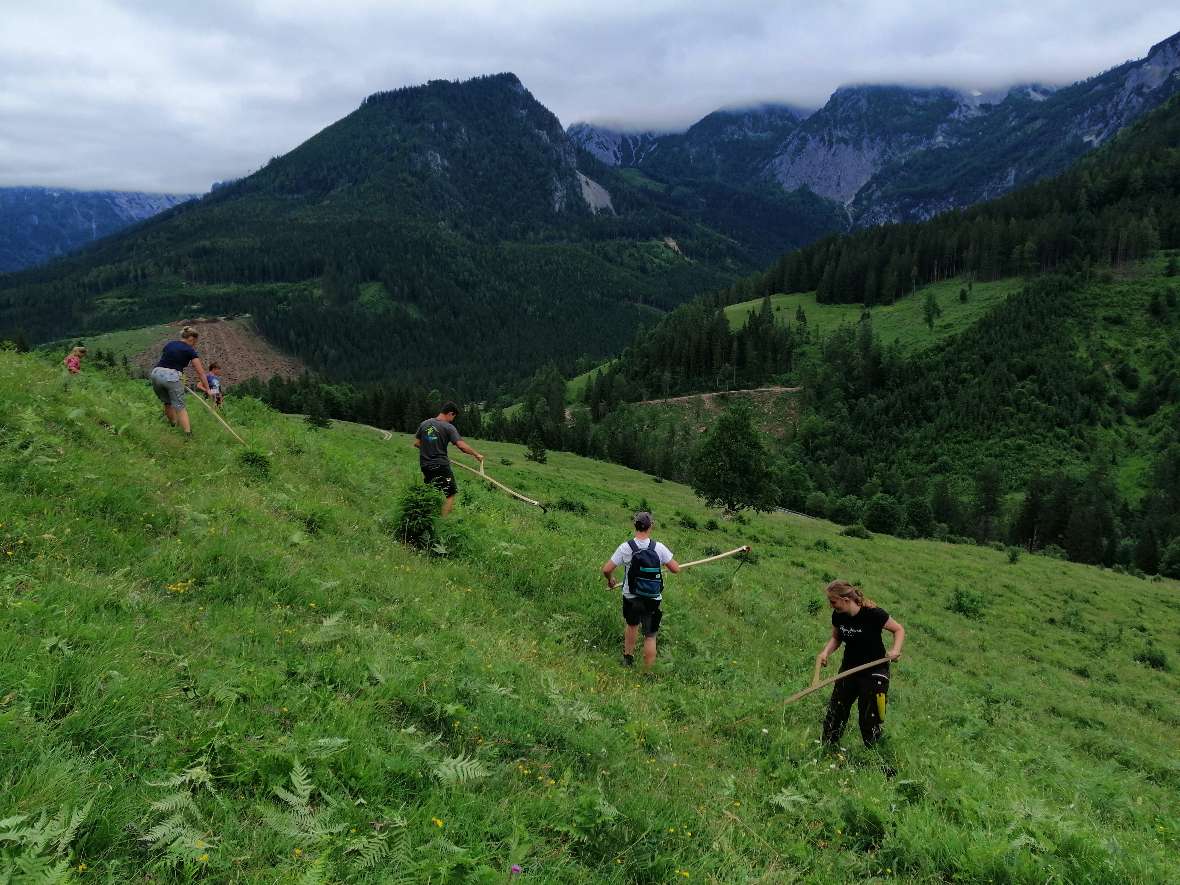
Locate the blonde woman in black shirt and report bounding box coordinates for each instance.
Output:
[817,580,905,747]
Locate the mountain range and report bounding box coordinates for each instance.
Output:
[0,74,843,395]
[570,30,1180,225]
[0,187,197,273]
[3,30,1179,394]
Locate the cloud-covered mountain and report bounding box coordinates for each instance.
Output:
[570,30,1180,226]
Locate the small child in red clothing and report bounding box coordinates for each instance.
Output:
[63,346,86,374]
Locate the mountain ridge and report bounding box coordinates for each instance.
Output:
[0,186,198,273]
[569,30,1180,223]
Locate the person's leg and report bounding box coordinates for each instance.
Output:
[640,601,662,669]
[856,672,889,747]
[822,678,857,745]
[642,634,657,669]
[623,623,639,658]
[441,494,456,516]
[176,408,192,434]
[163,404,177,426]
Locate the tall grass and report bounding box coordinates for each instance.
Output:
[1,348,1177,882]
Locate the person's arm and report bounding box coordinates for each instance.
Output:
[602,560,618,589]
[883,617,905,661]
[818,626,841,668]
[658,544,680,574]
[190,358,211,394]
[455,440,484,462]
[413,437,421,448]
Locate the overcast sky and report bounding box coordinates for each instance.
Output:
[1,1,1177,193]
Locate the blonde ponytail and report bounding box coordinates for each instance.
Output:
[825,579,877,608]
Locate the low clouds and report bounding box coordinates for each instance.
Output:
[1,0,1176,192]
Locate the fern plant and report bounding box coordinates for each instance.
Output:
[139,765,216,868]
[431,754,490,785]
[262,760,401,880]
[0,799,93,883]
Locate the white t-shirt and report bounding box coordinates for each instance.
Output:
[610,537,674,599]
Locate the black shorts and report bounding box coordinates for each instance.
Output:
[422,464,458,497]
[623,596,663,636]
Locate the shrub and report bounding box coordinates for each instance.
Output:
[677,513,699,530]
[1038,544,1067,560]
[828,495,863,526]
[948,586,985,618]
[299,506,331,535]
[862,494,903,534]
[905,498,935,537]
[704,518,719,531]
[303,395,331,429]
[238,448,272,480]
[840,523,872,540]
[1134,642,1169,671]
[1159,538,1180,579]
[525,432,547,464]
[554,497,588,515]
[804,491,829,517]
[392,481,443,550]
[1006,546,1021,564]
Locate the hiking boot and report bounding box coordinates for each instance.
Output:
[621,654,635,667]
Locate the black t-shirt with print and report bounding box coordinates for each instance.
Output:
[832,606,890,670]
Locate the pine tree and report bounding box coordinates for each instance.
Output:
[922,290,942,331]
[525,431,547,464]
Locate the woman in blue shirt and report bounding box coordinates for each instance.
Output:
[149,326,211,436]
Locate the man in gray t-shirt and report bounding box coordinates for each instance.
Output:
[413,401,484,516]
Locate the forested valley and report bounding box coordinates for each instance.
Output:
[235,95,1180,578]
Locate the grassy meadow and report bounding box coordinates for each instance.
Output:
[1,349,1178,883]
[723,277,1025,352]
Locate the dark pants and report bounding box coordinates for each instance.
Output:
[822,668,889,747]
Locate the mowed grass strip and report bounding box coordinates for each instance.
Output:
[0,349,1177,882]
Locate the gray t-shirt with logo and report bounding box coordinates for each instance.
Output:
[416,418,462,469]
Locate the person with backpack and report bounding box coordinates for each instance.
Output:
[601,512,681,669]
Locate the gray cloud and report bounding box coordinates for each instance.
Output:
[1,0,1176,192]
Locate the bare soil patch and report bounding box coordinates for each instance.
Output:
[133,317,304,387]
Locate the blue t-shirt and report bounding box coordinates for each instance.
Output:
[156,340,199,371]
[207,372,221,391]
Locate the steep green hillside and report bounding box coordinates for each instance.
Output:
[2,350,1178,882]
[723,277,1024,352]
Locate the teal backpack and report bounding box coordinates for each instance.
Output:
[627,540,664,598]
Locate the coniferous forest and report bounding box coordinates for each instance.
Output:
[227,95,1180,578]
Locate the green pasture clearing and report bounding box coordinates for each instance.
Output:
[1,349,1177,882]
[725,277,1026,351]
[566,360,616,403]
[40,323,174,361]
